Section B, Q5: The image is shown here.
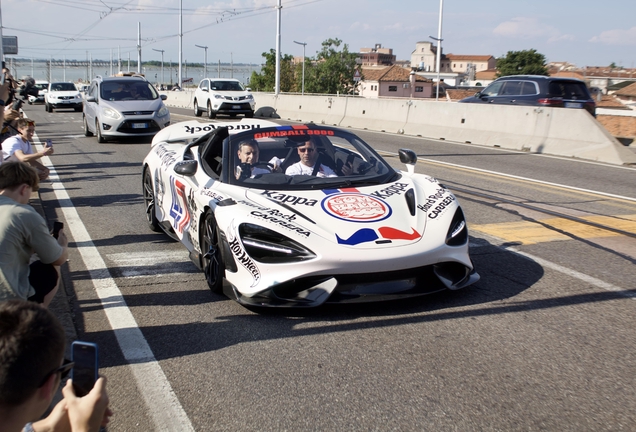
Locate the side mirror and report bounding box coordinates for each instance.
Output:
[160,94,167,100]
[474,92,481,98]
[174,160,198,176]
[86,96,96,103]
[246,87,252,92]
[398,149,417,174]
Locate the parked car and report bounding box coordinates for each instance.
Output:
[459,75,596,116]
[27,80,49,105]
[142,120,479,307]
[83,74,171,143]
[193,78,255,119]
[45,82,83,112]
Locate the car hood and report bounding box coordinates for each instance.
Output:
[227,177,456,249]
[49,91,79,96]
[103,99,164,112]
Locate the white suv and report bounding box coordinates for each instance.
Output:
[28,80,49,105]
[193,78,255,119]
[83,74,171,142]
[45,82,83,112]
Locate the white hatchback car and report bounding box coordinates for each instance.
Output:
[193,78,255,119]
[45,82,83,112]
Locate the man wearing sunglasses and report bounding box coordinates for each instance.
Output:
[0,300,112,432]
[285,137,339,178]
[2,118,52,181]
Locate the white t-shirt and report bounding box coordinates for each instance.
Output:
[285,162,337,177]
[2,135,32,161]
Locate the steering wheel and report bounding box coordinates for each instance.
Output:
[252,162,275,172]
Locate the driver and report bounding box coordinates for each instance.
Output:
[285,137,346,177]
[235,139,271,180]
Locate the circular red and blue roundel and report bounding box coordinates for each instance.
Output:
[321,193,392,222]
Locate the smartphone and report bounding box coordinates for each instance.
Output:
[52,221,63,239]
[45,139,52,148]
[71,341,99,397]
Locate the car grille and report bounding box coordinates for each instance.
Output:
[222,95,249,101]
[116,120,161,134]
[121,111,155,116]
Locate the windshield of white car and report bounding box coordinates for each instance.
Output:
[101,81,159,101]
[210,81,245,91]
[50,83,77,92]
[227,128,396,190]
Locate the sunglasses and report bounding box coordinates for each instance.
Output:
[38,359,74,387]
[298,147,314,153]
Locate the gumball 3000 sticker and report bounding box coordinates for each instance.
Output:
[321,193,392,222]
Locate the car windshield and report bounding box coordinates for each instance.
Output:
[35,83,49,91]
[101,81,159,101]
[226,126,397,190]
[210,80,245,91]
[51,83,76,92]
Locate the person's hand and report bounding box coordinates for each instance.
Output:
[31,399,71,432]
[269,156,282,172]
[62,377,112,432]
[341,162,353,176]
[37,166,50,181]
[41,145,54,156]
[56,229,69,248]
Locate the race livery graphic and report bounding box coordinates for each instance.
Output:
[142,119,479,307]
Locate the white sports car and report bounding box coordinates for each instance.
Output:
[142,119,479,307]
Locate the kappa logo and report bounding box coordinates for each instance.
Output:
[370,182,409,200]
[261,191,318,206]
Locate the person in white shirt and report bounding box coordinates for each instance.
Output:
[285,138,339,177]
[2,119,52,180]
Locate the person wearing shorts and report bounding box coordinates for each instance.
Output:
[0,162,68,307]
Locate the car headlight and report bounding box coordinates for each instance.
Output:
[214,94,224,99]
[157,105,169,117]
[102,107,121,120]
[239,223,315,263]
[246,94,254,100]
[446,207,468,246]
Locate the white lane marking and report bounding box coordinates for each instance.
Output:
[107,251,198,278]
[33,138,195,431]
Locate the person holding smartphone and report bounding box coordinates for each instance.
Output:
[0,300,112,432]
[0,162,68,307]
[2,118,52,180]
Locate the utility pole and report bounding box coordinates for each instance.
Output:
[153,48,165,86]
[137,22,142,74]
[274,0,281,94]
[293,41,307,95]
[195,45,208,78]
[178,0,183,87]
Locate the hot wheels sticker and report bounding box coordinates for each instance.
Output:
[226,221,261,287]
[321,193,392,222]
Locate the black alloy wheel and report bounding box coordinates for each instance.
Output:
[143,168,161,232]
[201,211,224,293]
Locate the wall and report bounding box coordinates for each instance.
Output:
[160,90,636,166]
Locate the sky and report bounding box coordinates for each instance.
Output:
[2,0,635,69]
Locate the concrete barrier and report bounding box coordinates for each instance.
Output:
[161,91,636,166]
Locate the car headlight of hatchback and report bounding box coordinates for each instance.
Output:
[157,105,169,117]
[102,107,121,120]
[239,223,315,263]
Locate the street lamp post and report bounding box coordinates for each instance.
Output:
[195,44,208,78]
[152,48,165,86]
[293,40,307,95]
[429,0,444,101]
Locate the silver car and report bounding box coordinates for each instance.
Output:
[83,75,171,142]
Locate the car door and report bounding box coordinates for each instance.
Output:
[84,83,98,131]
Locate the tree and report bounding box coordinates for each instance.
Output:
[249,49,296,92]
[304,38,359,94]
[496,49,549,77]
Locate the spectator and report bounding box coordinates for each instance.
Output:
[0,69,12,166]
[0,162,68,307]
[2,119,52,180]
[1,109,22,144]
[0,300,112,432]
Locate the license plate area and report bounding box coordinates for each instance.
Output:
[565,102,582,108]
[232,105,241,109]
[132,123,148,129]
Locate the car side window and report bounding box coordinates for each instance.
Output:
[481,82,503,97]
[500,81,522,96]
[201,80,208,91]
[520,81,538,95]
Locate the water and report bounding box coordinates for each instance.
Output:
[4,60,261,86]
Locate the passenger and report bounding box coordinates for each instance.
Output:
[235,139,272,180]
[0,300,112,432]
[285,137,344,177]
[2,119,52,180]
[0,162,68,307]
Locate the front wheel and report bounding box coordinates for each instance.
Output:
[200,211,224,293]
[143,168,161,232]
[83,116,93,137]
[194,99,202,117]
[207,101,216,119]
[96,120,106,143]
